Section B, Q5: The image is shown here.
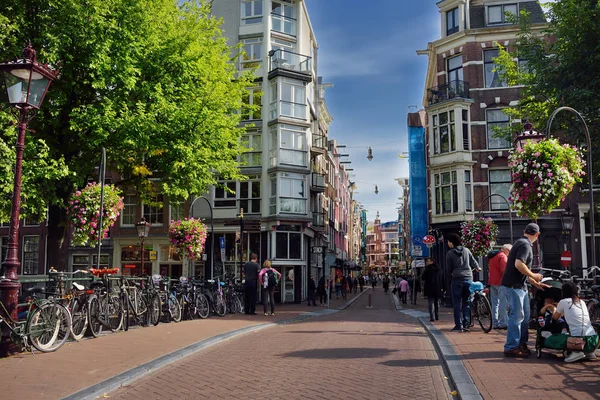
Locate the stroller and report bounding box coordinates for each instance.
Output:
[534,277,568,358]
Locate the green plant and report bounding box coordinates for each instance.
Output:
[461,218,499,258]
[168,218,208,261]
[509,138,584,219]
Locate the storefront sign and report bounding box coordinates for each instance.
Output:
[149,251,157,261]
[123,264,136,269]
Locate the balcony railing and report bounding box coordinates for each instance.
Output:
[269,49,312,75]
[428,80,470,105]
[312,212,326,230]
[311,172,326,192]
[312,133,327,151]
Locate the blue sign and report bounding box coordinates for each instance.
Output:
[408,116,429,258]
[219,237,225,249]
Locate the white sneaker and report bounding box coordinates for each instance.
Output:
[585,352,597,360]
[565,352,586,363]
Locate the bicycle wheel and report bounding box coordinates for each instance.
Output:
[70,298,88,341]
[87,295,103,338]
[477,295,493,333]
[122,293,130,331]
[28,303,72,352]
[104,294,123,331]
[148,294,161,326]
[214,293,226,317]
[234,295,243,314]
[196,293,210,319]
[169,294,182,322]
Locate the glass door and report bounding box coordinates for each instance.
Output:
[282,266,294,303]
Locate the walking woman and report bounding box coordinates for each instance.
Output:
[258,260,282,316]
[422,258,442,322]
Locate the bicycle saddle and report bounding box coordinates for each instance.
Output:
[27,286,45,294]
[72,282,85,291]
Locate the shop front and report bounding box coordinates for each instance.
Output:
[116,239,183,279]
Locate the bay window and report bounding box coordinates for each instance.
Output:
[432,110,455,154]
[486,109,511,149]
[435,171,458,214]
[489,170,511,210]
[241,130,262,167]
[270,78,306,120]
[271,1,296,36]
[241,0,263,25]
[269,124,307,167]
[269,172,306,215]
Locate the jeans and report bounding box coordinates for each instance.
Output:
[400,291,407,304]
[428,296,440,320]
[490,285,508,328]
[504,286,530,351]
[335,284,341,298]
[244,280,257,314]
[451,279,471,329]
[262,286,276,314]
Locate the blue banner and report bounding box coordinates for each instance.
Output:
[408,118,429,258]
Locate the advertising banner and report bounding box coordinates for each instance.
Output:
[408,112,429,258]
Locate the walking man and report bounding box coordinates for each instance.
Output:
[307,275,317,306]
[502,223,549,357]
[243,253,260,315]
[446,233,479,332]
[488,244,511,329]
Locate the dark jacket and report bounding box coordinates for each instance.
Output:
[422,264,443,297]
[308,277,316,293]
[446,246,477,280]
[317,276,326,294]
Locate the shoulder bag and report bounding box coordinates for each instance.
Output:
[566,300,585,351]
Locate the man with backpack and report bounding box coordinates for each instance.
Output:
[258,260,282,316]
[243,253,260,315]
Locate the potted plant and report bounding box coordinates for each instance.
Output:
[509,138,584,219]
[168,218,208,261]
[460,217,499,258]
[66,182,124,246]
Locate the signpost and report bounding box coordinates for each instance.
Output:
[561,250,572,268]
[220,237,226,264]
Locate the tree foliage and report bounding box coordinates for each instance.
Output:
[0,0,255,223]
[494,1,600,177]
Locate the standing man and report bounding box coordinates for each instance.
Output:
[243,253,260,315]
[502,223,548,357]
[488,244,512,330]
[446,233,479,332]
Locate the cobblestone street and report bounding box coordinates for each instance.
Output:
[110,289,452,400]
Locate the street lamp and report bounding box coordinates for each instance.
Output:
[561,210,575,237]
[0,43,56,342]
[136,218,152,276]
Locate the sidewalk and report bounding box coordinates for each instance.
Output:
[396,294,600,400]
[1,291,364,399]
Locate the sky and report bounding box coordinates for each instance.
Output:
[304,0,440,224]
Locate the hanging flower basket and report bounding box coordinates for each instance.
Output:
[67,182,124,247]
[460,218,499,258]
[509,138,584,219]
[168,218,208,261]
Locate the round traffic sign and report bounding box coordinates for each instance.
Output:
[561,250,572,267]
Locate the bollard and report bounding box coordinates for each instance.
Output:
[366,293,373,309]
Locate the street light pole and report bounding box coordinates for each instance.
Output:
[188,196,214,279]
[478,193,514,244]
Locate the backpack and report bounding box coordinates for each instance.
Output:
[267,269,277,288]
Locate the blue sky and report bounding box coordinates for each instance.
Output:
[304,0,440,223]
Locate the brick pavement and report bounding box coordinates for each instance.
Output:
[398,294,600,400]
[111,289,453,400]
[1,293,359,400]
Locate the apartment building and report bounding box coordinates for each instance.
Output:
[417,0,556,280]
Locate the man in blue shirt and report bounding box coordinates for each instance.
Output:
[501,223,549,357]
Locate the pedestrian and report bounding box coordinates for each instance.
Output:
[347,275,353,294]
[335,275,342,299]
[422,258,442,322]
[359,275,364,292]
[407,274,413,304]
[399,276,409,305]
[353,276,358,293]
[371,273,377,290]
[258,260,282,316]
[340,275,348,300]
[329,277,333,299]
[243,253,260,315]
[501,223,548,357]
[383,274,390,294]
[317,275,327,306]
[446,232,480,332]
[307,275,317,306]
[488,244,512,330]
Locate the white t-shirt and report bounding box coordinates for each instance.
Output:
[556,298,596,337]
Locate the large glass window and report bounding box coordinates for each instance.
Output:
[489,170,511,210]
[121,194,137,226]
[22,236,39,275]
[242,87,262,121]
[432,110,455,154]
[484,49,507,88]
[271,78,306,120]
[271,1,296,36]
[488,3,518,25]
[435,171,458,214]
[143,195,164,225]
[239,175,261,214]
[269,124,307,167]
[446,7,459,35]
[241,130,262,167]
[447,55,463,83]
[241,0,263,25]
[279,172,306,214]
[486,109,511,149]
[215,181,237,208]
[242,38,262,70]
[275,225,302,259]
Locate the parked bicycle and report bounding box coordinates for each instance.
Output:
[467,281,492,333]
[48,269,94,341]
[152,274,181,323]
[202,279,226,317]
[174,277,210,320]
[87,268,123,337]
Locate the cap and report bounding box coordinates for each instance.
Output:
[524,223,540,235]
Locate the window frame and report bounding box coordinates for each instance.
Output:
[22,235,39,275]
[269,124,307,168]
[486,108,512,149]
[241,129,262,167]
[465,170,472,212]
[242,87,262,121]
[271,1,297,36]
[270,78,306,121]
[434,171,458,215]
[169,198,186,223]
[214,181,237,208]
[432,110,455,154]
[269,172,306,215]
[241,0,263,25]
[446,7,459,36]
[239,175,262,215]
[142,195,164,225]
[241,37,263,70]
[489,169,511,210]
[274,224,303,260]
[121,194,137,226]
[487,3,518,26]
[484,49,507,88]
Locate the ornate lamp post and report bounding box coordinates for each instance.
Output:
[0,44,56,336]
[561,210,575,252]
[135,218,152,276]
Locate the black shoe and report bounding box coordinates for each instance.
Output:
[430,317,435,322]
[451,326,462,332]
[462,327,470,332]
[435,316,439,321]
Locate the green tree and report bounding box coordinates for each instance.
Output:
[0,0,255,266]
[493,2,600,171]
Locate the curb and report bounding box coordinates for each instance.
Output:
[391,294,483,400]
[63,294,364,400]
[338,288,370,310]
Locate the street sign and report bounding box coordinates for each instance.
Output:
[423,235,436,248]
[561,250,572,267]
[220,237,226,262]
[311,246,323,254]
[411,245,423,257]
